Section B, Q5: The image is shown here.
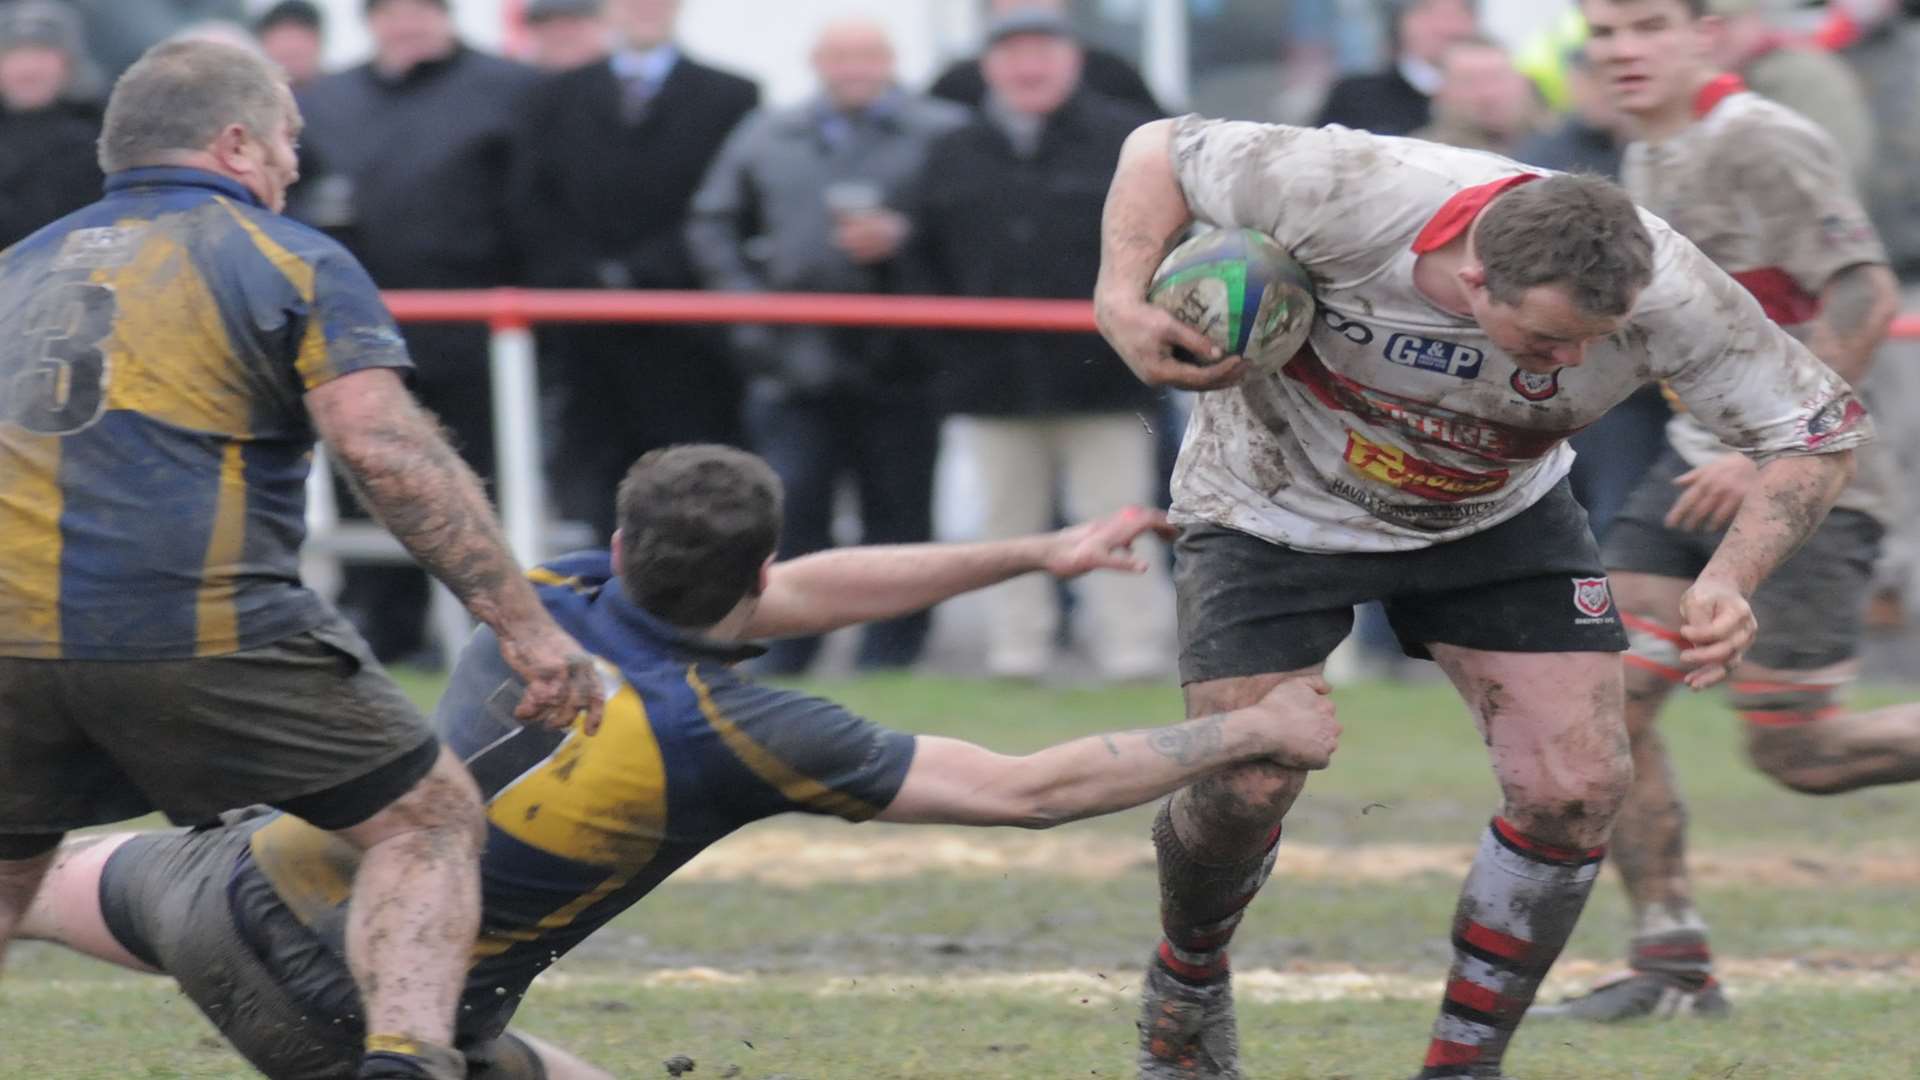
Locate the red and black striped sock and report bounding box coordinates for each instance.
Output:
[1152,803,1282,986]
[1629,927,1714,991]
[1417,818,1605,1079]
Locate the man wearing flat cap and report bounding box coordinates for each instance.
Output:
[900,8,1173,683]
[524,0,610,73]
[0,0,103,248]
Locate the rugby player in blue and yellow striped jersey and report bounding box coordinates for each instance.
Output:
[16,445,1342,1079]
[0,38,602,1080]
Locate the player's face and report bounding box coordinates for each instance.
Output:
[1582,0,1714,117]
[1471,284,1627,373]
[241,93,303,214]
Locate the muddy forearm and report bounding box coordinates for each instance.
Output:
[1095,119,1191,313]
[330,403,545,635]
[1701,451,1854,596]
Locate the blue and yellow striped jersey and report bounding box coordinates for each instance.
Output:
[0,167,412,659]
[235,551,918,1043]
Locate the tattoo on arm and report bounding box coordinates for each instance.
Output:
[1145,714,1228,766]
[332,402,523,626]
[1102,734,1123,758]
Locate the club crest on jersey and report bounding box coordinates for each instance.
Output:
[1802,391,1866,449]
[1384,334,1484,379]
[1510,368,1560,402]
[1572,577,1614,621]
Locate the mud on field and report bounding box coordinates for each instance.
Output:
[679,825,1920,890]
[533,953,1920,1004]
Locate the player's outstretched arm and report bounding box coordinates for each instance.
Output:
[1680,450,1856,690]
[1094,119,1247,391]
[744,507,1178,640]
[877,678,1339,829]
[307,369,604,732]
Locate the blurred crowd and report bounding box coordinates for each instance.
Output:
[0,0,1915,681]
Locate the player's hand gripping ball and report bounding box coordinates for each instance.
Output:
[1148,227,1315,373]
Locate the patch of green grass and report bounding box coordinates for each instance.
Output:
[10,675,1918,1077]
[2,976,1914,1079]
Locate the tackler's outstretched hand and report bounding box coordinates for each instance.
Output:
[1677,577,1758,690]
[1095,293,1250,392]
[1042,506,1181,579]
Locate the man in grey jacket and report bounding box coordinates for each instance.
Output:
[688,17,965,676]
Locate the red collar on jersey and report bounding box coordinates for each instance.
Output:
[1693,73,1747,119]
[1410,173,1543,254]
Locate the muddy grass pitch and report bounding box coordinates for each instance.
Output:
[5,676,1917,1078]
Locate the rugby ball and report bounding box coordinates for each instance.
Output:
[1148,227,1315,370]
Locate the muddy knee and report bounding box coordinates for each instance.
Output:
[1505,751,1634,850]
[1169,760,1304,855]
[1742,722,1852,795]
[1733,680,1852,795]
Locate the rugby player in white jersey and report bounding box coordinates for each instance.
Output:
[1528,0,1911,1025]
[1093,99,1872,1076]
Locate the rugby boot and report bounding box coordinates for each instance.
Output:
[1528,971,1731,1022]
[1138,951,1240,1079]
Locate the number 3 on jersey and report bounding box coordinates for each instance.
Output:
[0,281,117,435]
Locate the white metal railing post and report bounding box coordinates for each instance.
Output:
[302,445,344,602]
[489,314,547,566]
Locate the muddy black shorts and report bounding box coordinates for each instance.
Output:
[0,614,438,838]
[98,825,547,1080]
[1176,478,1627,684]
[1602,448,1884,670]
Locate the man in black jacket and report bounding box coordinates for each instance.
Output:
[292,0,539,662]
[1316,0,1476,135]
[0,1,101,249]
[903,10,1171,683]
[511,0,759,543]
[929,0,1161,115]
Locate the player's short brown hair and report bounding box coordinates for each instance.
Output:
[616,445,784,628]
[1474,174,1654,317]
[99,40,290,173]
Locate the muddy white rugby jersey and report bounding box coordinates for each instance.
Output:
[1167,116,1872,553]
[1623,77,1892,521]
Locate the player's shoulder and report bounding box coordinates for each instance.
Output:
[1705,91,1843,167]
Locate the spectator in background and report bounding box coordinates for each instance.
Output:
[1516,45,1627,176]
[929,0,1162,114]
[1411,34,1544,155]
[254,0,325,87]
[902,10,1170,683]
[0,0,101,250]
[1514,46,1664,541]
[523,0,610,73]
[1316,0,1476,134]
[293,0,538,663]
[1712,0,1875,179]
[687,19,965,676]
[511,0,759,542]
[54,0,244,78]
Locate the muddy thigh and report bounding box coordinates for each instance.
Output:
[1431,646,1632,850]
